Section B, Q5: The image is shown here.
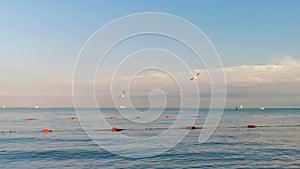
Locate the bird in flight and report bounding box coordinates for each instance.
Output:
[120,90,126,98]
[190,72,200,80]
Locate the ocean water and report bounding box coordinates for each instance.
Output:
[0,108,299,168]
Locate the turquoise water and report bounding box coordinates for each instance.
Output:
[0,108,299,168]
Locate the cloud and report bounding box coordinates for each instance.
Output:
[2,56,299,108]
[268,55,300,65]
[91,56,300,107]
[225,56,300,86]
[223,56,300,107]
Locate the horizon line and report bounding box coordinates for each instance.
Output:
[1,106,299,109]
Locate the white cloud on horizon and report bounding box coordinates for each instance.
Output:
[225,56,300,86]
[1,56,299,108]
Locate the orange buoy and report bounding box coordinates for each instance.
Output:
[187,126,195,129]
[42,128,53,133]
[194,115,199,118]
[285,114,288,118]
[265,114,270,118]
[221,114,224,118]
[27,117,34,120]
[112,127,120,132]
[165,115,171,118]
[247,124,256,128]
[111,116,116,120]
[71,116,77,121]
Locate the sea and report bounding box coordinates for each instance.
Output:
[0,108,299,168]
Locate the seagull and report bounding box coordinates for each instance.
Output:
[120,90,126,98]
[190,72,200,80]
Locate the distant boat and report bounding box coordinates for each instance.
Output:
[240,104,243,109]
[119,106,126,109]
[259,107,265,110]
[120,90,126,98]
[2,105,5,109]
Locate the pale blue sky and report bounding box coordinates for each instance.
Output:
[0,1,300,107]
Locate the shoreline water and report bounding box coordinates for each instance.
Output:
[0,108,299,168]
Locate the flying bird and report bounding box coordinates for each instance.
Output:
[190,72,200,80]
[120,90,126,98]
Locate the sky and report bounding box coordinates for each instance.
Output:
[0,0,300,108]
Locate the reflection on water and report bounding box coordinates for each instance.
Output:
[0,108,299,168]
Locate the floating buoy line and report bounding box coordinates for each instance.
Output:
[1,113,295,134]
[1,124,299,134]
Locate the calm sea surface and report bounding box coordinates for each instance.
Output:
[0,108,299,168]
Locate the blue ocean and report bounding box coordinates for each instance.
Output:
[0,108,299,168]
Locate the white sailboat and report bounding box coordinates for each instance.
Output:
[119,105,126,109]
